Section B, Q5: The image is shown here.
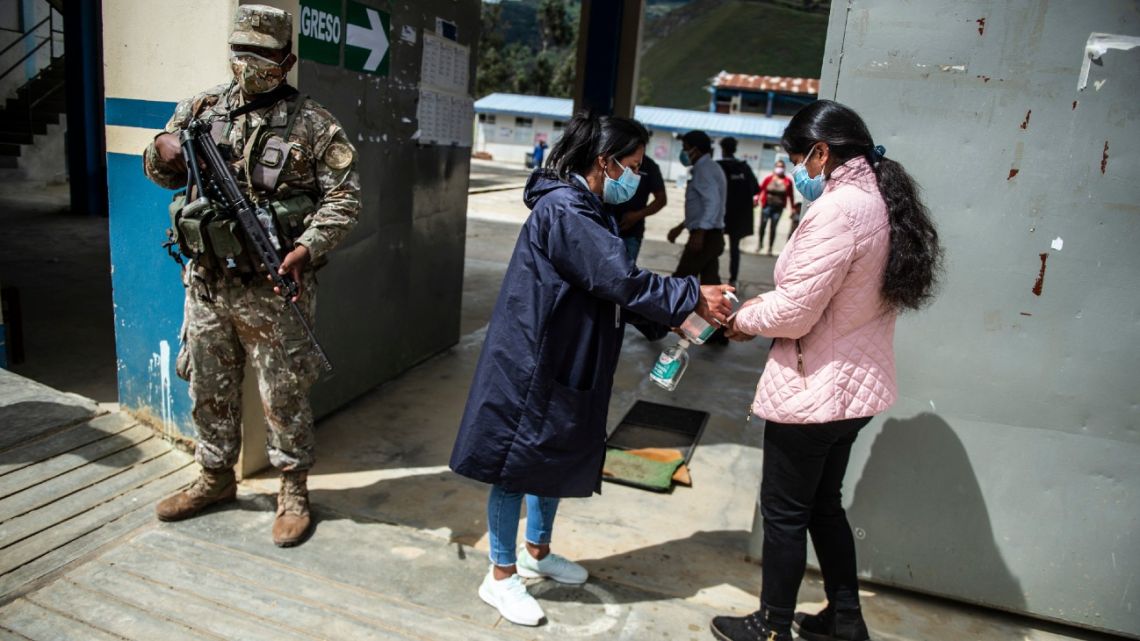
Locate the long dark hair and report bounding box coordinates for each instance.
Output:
[546,111,649,180]
[781,99,943,312]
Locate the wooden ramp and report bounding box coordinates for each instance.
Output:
[0,371,195,603]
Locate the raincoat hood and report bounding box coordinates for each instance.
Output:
[524,169,597,211]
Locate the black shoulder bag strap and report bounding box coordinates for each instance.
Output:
[226,84,300,121]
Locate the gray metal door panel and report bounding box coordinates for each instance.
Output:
[808,0,1140,635]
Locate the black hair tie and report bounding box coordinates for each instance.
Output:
[870,144,886,163]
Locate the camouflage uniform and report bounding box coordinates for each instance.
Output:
[144,49,360,473]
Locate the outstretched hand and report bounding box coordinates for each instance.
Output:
[695,284,735,327]
[724,296,763,341]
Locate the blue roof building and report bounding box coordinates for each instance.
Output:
[473,93,792,179]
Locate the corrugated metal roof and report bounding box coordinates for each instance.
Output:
[473,93,790,141]
[712,72,819,96]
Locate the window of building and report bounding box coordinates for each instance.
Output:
[478,113,496,125]
[515,117,533,128]
[553,120,566,130]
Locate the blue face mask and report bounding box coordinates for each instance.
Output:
[603,160,641,205]
[679,150,692,167]
[792,145,825,201]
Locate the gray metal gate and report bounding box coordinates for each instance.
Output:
[762,1,1140,636]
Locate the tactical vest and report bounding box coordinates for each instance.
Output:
[166,92,315,277]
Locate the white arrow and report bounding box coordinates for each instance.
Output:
[346,8,389,72]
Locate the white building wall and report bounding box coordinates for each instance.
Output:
[473,109,788,183]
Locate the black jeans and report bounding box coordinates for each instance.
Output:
[727,233,744,283]
[673,228,725,285]
[760,416,872,618]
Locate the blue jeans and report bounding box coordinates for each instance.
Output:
[487,485,560,567]
[622,236,643,262]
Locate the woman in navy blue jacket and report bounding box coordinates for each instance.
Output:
[450,113,735,626]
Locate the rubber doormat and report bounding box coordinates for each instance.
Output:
[603,401,709,492]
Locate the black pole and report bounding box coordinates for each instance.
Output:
[577,1,624,116]
[63,0,107,217]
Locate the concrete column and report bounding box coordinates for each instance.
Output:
[572,0,645,118]
[63,0,107,217]
[103,0,239,449]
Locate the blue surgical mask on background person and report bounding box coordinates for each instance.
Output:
[679,150,692,167]
[603,160,641,205]
[792,144,826,201]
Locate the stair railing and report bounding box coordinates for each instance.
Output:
[0,3,64,145]
[0,8,63,87]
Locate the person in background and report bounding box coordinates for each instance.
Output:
[711,100,942,641]
[757,159,796,255]
[450,112,734,627]
[668,130,727,285]
[532,139,548,168]
[610,155,667,262]
[717,137,760,287]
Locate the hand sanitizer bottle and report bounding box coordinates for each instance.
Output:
[678,291,739,344]
[650,339,691,391]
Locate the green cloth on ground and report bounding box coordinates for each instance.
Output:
[602,447,684,491]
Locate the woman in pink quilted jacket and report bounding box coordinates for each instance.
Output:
[710,101,942,641]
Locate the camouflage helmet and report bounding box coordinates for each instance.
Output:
[229,4,293,51]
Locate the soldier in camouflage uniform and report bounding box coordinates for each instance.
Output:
[144,5,360,547]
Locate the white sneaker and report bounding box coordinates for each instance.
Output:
[516,547,589,585]
[478,569,545,626]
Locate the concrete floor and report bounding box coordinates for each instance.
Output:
[0,168,1123,640]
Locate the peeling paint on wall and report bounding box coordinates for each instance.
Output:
[146,339,174,433]
[1032,253,1048,296]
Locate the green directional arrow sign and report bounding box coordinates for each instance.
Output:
[344,1,390,76]
[298,0,342,66]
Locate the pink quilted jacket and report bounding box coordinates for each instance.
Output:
[734,156,896,424]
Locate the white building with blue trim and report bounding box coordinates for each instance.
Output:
[474,93,792,181]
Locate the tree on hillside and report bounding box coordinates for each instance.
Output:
[538,0,574,53]
[476,0,578,99]
[476,3,508,96]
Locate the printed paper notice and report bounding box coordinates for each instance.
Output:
[416,31,473,146]
[416,89,473,147]
[420,32,470,95]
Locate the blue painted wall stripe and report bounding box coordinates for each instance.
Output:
[105,97,178,130]
[106,152,192,435]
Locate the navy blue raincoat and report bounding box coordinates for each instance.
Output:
[450,170,701,498]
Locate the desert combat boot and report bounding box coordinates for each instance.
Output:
[155,467,237,521]
[273,470,312,547]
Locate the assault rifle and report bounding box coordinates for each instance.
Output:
[179,117,333,373]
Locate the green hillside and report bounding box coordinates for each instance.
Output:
[639,0,829,109]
